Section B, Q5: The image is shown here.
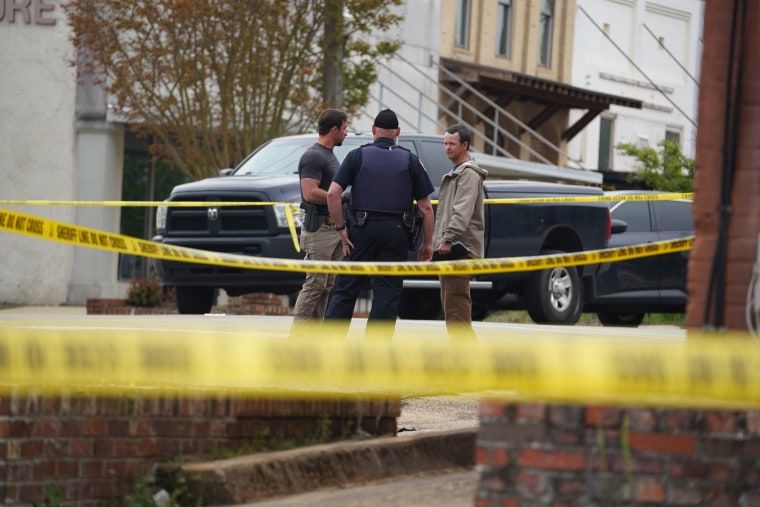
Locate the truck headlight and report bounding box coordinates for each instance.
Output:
[273,203,303,229]
[155,204,168,233]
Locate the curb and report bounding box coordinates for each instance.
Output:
[177,428,478,505]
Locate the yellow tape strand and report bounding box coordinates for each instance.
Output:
[0,193,693,207]
[0,207,692,276]
[0,321,757,409]
[285,203,301,253]
[483,192,693,205]
[0,200,287,207]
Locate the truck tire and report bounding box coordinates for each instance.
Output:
[596,311,645,327]
[175,286,215,314]
[525,250,582,325]
[398,289,442,320]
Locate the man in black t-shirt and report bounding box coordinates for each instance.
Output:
[291,109,348,333]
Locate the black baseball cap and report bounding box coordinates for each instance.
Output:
[373,109,399,129]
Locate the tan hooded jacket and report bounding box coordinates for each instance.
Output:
[432,159,488,258]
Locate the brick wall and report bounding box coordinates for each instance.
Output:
[0,394,399,506]
[475,402,760,506]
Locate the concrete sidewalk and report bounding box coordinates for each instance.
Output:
[0,305,87,316]
[177,395,480,505]
[179,428,478,506]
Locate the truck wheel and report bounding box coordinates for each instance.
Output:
[398,289,442,320]
[525,251,582,325]
[175,287,215,314]
[597,311,645,327]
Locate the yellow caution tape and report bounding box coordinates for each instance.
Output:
[0,321,757,409]
[483,192,693,205]
[0,192,693,207]
[0,200,286,207]
[284,203,301,253]
[0,207,692,276]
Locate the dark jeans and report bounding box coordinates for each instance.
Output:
[324,220,409,338]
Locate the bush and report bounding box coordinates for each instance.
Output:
[126,276,163,307]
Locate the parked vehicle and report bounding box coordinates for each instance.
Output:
[153,133,611,324]
[582,191,694,326]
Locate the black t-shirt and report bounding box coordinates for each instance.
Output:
[299,143,339,213]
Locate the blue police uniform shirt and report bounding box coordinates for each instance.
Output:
[333,137,434,214]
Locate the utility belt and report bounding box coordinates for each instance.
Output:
[300,202,333,232]
[349,208,422,251]
[350,210,402,227]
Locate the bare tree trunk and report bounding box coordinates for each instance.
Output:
[687,0,760,332]
[323,0,344,108]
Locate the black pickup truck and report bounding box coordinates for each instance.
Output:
[153,133,611,324]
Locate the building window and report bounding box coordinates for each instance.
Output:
[538,0,554,67]
[598,117,614,169]
[496,0,512,58]
[665,128,681,147]
[455,0,471,49]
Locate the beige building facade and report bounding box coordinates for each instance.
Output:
[440,0,575,82]
[435,0,640,167]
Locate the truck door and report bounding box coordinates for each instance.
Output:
[595,200,661,300]
[651,199,693,305]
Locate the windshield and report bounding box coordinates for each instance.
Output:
[233,137,367,176]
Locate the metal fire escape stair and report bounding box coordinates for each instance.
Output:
[363,53,601,185]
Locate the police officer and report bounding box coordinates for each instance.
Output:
[323,109,434,338]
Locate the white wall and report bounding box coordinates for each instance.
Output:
[568,0,701,173]
[0,2,126,306]
[66,120,126,304]
[353,0,443,134]
[0,2,77,305]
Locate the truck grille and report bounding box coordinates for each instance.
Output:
[165,196,272,236]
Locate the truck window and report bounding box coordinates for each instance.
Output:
[610,201,651,232]
[652,200,693,232]
[419,140,452,180]
[398,138,454,184]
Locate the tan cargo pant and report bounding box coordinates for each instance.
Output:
[291,223,343,327]
[439,274,476,340]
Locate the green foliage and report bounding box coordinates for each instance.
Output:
[485,310,685,327]
[641,313,685,326]
[63,0,404,181]
[212,415,355,459]
[126,276,163,307]
[596,415,633,505]
[34,478,197,507]
[617,140,694,192]
[34,485,76,507]
[120,474,197,507]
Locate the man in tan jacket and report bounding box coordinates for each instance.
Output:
[432,124,488,338]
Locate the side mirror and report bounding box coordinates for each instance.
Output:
[610,218,628,234]
[219,168,234,176]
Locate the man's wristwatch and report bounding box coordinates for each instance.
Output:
[334,224,346,231]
